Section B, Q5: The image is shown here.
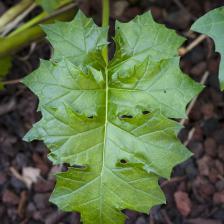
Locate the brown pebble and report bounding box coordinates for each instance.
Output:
[190,62,207,77]
[174,191,192,217]
[45,211,66,224]
[197,156,212,177]
[214,160,224,176]
[201,103,214,119]
[2,189,20,205]
[193,176,215,197]
[204,138,217,157]
[216,180,224,191]
[208,167,219,183]
[0,172,7,185]
[218,145,224,161]
[32,153,49,175]
[33,193,51,210]
[34,179,55,193]
[213,191,224,204]
[186,218,222,224]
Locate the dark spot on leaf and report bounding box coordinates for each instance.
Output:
[72,164,83,168]
[120,159,127,164]
[163,90,167,93]
[119,115,133,119]
[88,115,94,119]
[142,111,150,115]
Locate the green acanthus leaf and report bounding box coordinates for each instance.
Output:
[191,6,224,90]
[23,11,203,224]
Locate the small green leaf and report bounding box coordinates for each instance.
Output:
[191,6,224,90]
[23,11,203,224]
[35,0,73,13]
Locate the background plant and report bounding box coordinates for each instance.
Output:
[191,6,224,90]
[0,0,77,89]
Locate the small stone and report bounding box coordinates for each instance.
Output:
[215,160,224,176]
[193,176,215,197]
[218,145,224,161]
[0,172,7,185]
[10,176,26,192]
[216,180,224,191]
[45,211,66,224]
[151,6,164,20]
[188,46,206,64]
[208,57,220,74]
[186,218,222,224]
[166,10,191,29]
[191,126,203,141]
[208,167,219,183]
[190,62,207,77]
[135,216,147,224]
[212,208,224,221]
[188,141,203,158]
[213,191,224,204]
[112,1,129,18]
[69,213,80,224]
[123,7,141,20]
[2,189,20,205]
[7,207,17,221]
[27,202,36,215]
[15,153,29,169]
[204,138,217,157]
[197,156,212,177]
[201,104,214,119]
[34,179,55,193]
[213,128,224,144]
[32,208,52,221]
[203,118,219,137]
[174,191,192,217]
[32,153,49,175]
[33,193,50,209]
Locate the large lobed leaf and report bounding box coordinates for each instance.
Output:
[191,6,224,90]
[23,11,203,224]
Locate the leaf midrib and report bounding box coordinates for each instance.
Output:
[99,64,109,223]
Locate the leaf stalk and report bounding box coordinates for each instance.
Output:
[0,3,77,58]
[0,0,34,32]
[102,0,109,64]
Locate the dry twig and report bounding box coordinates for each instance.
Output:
[179,34,207,56]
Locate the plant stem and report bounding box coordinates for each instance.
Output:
[9,0,75,37]
[0,0,34,32]
[2,3,37,36]
[2,78,21,85]
[102,0,109,64]
[9,12,47,37]
[0,4,77,58]
[178,34,207,56]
